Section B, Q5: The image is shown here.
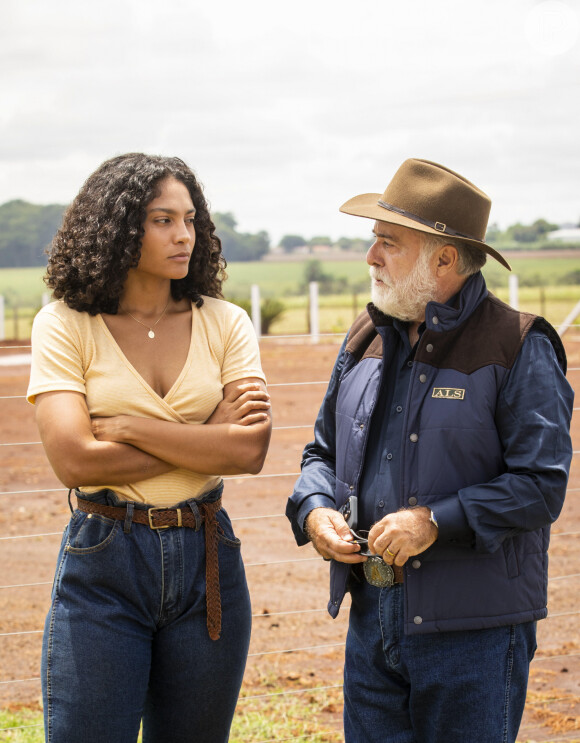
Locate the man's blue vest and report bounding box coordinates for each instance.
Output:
[329,278,567,635]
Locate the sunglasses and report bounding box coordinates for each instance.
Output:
[347,528,378,558]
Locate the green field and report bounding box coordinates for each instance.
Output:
[1,253,579,339]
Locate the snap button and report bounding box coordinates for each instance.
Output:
[386,452,393,460]
[414,616,423,625]
[349,485,354,491]
[432,316,439,325]
[359,423,364,430]
[426,343,433,353]
[408,497,418,506]
[407,360,413,368]
[378,500,384,508]
[412,560,421,569]
[409,433,418,443]
[396,405,403,413]
[419,374,427,383]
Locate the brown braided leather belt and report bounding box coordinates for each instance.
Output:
[76,495,223,641]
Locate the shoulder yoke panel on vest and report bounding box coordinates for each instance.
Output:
[346,295,566,375]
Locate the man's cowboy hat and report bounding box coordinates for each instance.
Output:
[339,158,511,271]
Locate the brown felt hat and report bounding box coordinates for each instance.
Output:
[340,158,510,270]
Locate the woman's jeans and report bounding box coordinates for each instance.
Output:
[41,486,251,743]
[344,579,537,743]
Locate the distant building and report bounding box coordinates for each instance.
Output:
[547,227,580,242]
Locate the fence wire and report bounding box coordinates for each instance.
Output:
[1,338,580,742]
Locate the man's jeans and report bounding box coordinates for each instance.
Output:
[41,486,251,743]
[344,579,537,743]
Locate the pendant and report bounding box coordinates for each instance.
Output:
[148,330,155,339]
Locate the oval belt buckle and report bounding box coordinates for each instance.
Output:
[363,556,395,588]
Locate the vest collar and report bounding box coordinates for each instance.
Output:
[424,271,488,332]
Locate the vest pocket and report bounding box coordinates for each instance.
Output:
[502,537,520,578]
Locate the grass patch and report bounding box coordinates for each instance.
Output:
[233,677,342,742]
[0,268,47,308]
[3,255,580,306]
[0,680,343,742]
[0,707,43,742]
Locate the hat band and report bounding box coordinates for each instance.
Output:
[377,200,481,243]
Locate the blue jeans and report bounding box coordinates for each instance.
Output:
[41,485,251,743]
[344,579,537,743]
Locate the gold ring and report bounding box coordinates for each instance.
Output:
[385,548,395,557]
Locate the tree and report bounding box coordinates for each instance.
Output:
[308,236,332,247]
[532,218,558,235]
[212,212,270,262]
[303,259,331,284]
[0,200,65,267]
[558,269,580,285]
[301,259,348,295]
[336,236,372,252]
[484,222,502,243]
[507,218,558,243]
[279,234,306,252]
[228,297,285,334]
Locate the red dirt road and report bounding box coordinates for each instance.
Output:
[1,337,579,741]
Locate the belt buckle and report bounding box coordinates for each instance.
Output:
[363,556,394,588]
[148,507,182,529]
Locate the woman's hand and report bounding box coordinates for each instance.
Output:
[34,391,174,488]
[91,415,130,443]
[206,382,270,426]
[89,377,271,476]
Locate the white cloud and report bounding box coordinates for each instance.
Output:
[1,0,579,242]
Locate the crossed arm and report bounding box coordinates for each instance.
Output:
[35,379,272,489]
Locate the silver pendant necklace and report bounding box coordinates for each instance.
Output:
[122,298,170,339]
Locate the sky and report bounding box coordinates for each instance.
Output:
[1,0,579,245]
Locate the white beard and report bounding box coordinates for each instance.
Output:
[370,248,439,322]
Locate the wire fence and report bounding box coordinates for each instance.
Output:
[1,334,579,742]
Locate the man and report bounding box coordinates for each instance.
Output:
[286,158,574,743]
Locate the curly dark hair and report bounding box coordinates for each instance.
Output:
[45,153,227,314]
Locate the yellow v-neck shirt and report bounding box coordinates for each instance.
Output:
[28,297,266,507]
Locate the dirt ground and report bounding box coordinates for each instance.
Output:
[1,335,580,741]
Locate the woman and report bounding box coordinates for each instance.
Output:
[27,153,272,743]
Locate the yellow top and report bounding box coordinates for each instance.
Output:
[27,297,266,507]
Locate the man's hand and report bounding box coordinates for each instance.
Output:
[305,507,366,564]
[368,507,437,567]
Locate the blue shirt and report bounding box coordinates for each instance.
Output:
[357,318,415,530]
